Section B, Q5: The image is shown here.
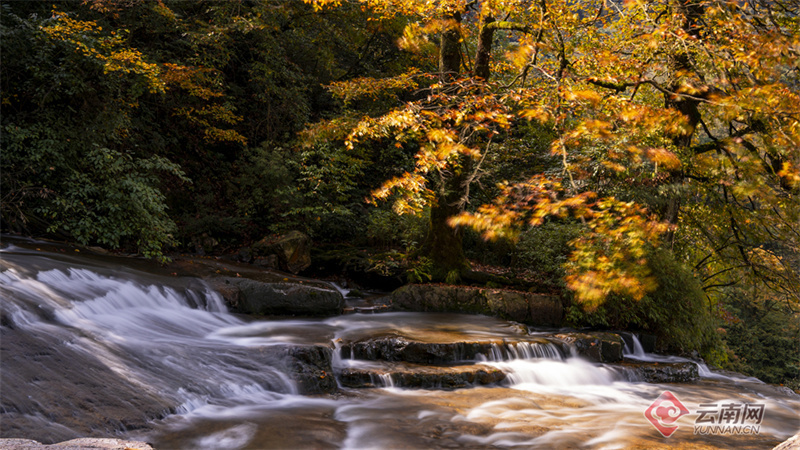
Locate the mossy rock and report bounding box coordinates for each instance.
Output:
[390,284,562,327]
[219,277,344,316]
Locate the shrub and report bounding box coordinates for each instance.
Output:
[366,206,428,250]
[565,247,724,363]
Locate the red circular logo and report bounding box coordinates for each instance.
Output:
[645,391,690,437]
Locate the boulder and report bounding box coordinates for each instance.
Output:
[0,329,174,445]
[253,254,279,269]
[773,433,800,450]
[280,345,338,394]
[554,332,624,363]
[390,284,562,326]
[620,360,700,383]
[342,337,503,364]
[253,231,312,274]
[218,277,344,316]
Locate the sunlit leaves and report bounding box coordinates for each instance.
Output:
[41,10,164,94]
[452,178,669,304]
[343,80,513,214]
[160,64,224,101]
[307,0,800,308]
[565,198,670,307]
[328,69,422,106]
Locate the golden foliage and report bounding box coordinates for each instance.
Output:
[314,0,800,307]
[41,10,164,94]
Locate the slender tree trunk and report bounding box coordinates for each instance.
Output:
[474,16,496,80]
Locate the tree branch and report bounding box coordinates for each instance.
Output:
[484,20,533,34]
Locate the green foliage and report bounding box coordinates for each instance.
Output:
[463,228,516,266]
[723,304,799,388]
[714,280,800,388]
[231,144,302,235]
[471,122,560,207]
[1,7,184,258]
[366,206,428,250]
[444,269,461,285]
[406,256,433,283]
[45,147,185,259]
[1,0,418,253]
[363,249,405,278]
[566,247,724,361]
[513,221,582,281]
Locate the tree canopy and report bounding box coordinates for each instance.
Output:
[306,0,799,311]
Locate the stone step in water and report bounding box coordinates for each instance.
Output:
[339,336,566,365]
[617,360,700,383]
[553,332,625,363]
[342,304,392,314]
[337,361,506,389]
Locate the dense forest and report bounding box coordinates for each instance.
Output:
[2,0,798,388]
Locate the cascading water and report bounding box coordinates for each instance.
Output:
[2,241,799,449]
[1,245,303,443]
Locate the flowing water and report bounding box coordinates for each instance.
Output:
[1,241,798,449]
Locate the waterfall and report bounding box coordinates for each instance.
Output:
[1,247,299,421]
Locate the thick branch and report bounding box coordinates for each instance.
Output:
[474,19,535,81]
[690,125,759,155]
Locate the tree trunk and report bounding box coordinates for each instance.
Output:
[439,13,462,80]
[474,16,496,80]
[662,0,706,245]
[426,185,470,281]
[419,12,471,280]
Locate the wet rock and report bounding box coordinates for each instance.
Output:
[280,345,338,394]
[218,277,344,316]
[390,284,562,327]
[0,329,174,444]
[0,439,42,449]
[339,363,506,389]
[0,438,154,449]
[252,231,312,274]
[253,254,279,269]
[554,332,624,363]
[341,336,563,365]
[620,360,700,383]
[237,247,254,263]
[166,256,344,316]
[342,337,496,364]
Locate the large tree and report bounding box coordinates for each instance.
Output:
[310,0,799,309]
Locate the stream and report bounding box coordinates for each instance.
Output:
[1,241,798,449]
